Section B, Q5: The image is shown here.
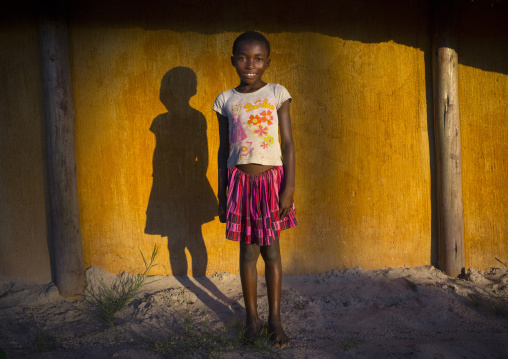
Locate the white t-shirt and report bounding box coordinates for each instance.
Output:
[213,83,292,168]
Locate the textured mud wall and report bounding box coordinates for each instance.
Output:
[0,19,52,282]
[458,2,508,270]
[1,0,506,282]
[72,29,432,276]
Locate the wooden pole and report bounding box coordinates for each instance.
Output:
[432,0,465,277]
[39,5,85,297]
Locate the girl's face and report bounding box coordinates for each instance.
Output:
[231,40,271,88]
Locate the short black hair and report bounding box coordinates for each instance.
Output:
[232,31,271,57]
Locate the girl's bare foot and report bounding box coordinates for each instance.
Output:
[268,321,291,349]
[244,316,261,343]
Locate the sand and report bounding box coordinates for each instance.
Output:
[1,265,507,358]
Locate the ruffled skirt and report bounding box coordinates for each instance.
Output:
[226,166,297,245]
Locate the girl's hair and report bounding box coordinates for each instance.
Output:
[232,31,271,57]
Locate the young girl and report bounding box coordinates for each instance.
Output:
[213,31,297,349]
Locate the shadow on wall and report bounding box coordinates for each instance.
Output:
[145,66,217,276]
[145,67,238,318]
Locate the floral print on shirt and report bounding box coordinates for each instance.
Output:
[241,98,276,150]
[230,95,279,155]
[259,110,273,125]
[253,124,269,137]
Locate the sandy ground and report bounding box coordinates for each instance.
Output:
[1,265,507,358]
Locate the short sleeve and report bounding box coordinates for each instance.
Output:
[212,92,227,116]
[275,84,292,109]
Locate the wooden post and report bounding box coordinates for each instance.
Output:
[39,6,85,296]
[432,0,465,277]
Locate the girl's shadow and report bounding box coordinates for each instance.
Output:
[145,67,240,318]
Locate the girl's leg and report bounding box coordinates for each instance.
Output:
[240,242,261,340]
[260,239,291,348]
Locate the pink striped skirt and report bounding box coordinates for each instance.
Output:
[226,166,297,246]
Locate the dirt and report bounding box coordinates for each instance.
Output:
[1,265,507,358]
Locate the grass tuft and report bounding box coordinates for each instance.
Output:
[468,293,482,308]
[342,335,359,352]
[85,243,162,326]
[468,292,507,317]
[33,327,58,352]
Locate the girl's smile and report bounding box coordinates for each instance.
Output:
[231,40,271,92]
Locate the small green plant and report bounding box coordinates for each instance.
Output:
[468,291,507,317]
[468,293,482,308]
[140,243,164,275]
[14,309,60,353]
[86,243,162,326]
[249,329,284,359]
[33,327,58,352]
[342,335,359,352]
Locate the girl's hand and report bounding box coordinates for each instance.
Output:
[279,188,293,219]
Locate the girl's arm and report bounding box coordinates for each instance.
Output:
[278,99,295,218]
[217,113,229,223]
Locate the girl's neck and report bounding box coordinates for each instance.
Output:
[235,81,267,94]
